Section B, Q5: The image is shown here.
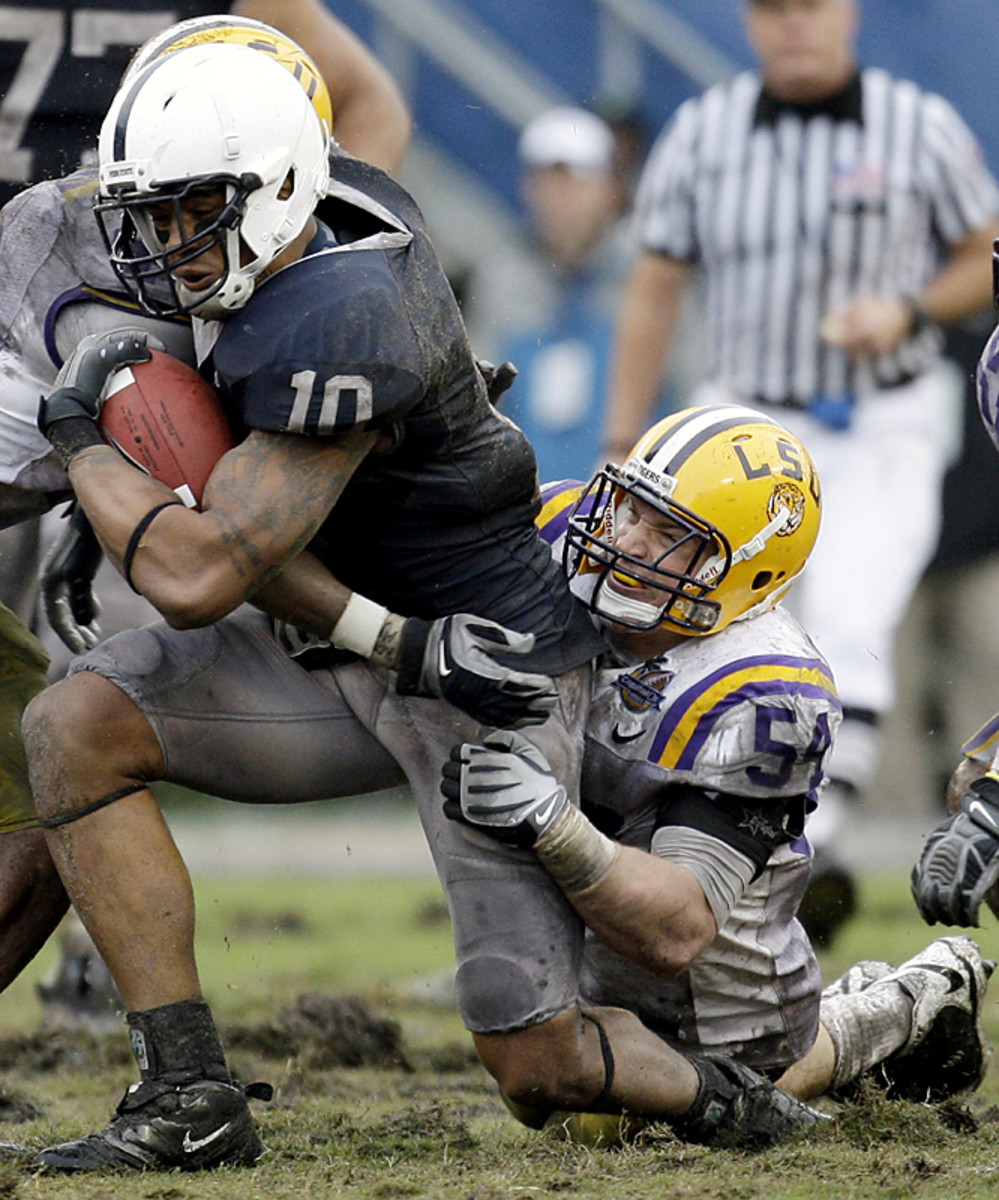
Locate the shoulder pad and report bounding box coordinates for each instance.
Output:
[536,479,588,545]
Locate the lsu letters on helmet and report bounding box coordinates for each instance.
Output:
[96,42,331,319]
[565,405,821,636]
[121,13,333,133]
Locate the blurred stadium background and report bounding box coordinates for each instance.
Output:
[333,1,999,281]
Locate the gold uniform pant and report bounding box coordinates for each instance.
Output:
[0,601,49,832]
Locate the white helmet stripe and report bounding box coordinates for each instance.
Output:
[642,405,783,476]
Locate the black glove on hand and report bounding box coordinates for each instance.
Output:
[38,327,159,466]
[911,774,999,927]
[475,358,518,405]
[441,728,568,847]
[41,504,104,654]
[396,613,558,729]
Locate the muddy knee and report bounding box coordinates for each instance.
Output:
[474,1011,607,1112]
[23,673,161,821]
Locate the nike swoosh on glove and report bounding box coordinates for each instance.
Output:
[440,728,568,847]
[396,613,558,729]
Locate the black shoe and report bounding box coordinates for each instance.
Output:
[797,850,857,949]
[672,1053,830,1149]
[35,1077,272,1172]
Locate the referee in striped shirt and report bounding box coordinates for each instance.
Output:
[602,0,999,945]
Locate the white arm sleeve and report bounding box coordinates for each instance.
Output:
[651,824,756,928]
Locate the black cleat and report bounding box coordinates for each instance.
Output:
[672,1053,830,1149]
[35,1077,272,1172]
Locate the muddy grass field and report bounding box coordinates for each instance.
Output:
[0,872,998,1199]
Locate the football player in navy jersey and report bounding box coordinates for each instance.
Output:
[22,39,605,1172]
[0,9,409,1006]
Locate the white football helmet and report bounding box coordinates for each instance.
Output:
[96,42,331,318]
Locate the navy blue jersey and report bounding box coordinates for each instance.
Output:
[209,156,604,675]
[0,2,232,209]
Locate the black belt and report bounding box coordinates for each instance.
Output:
[750,370,923,411]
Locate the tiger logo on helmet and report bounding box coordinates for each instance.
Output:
[565,405,821,636]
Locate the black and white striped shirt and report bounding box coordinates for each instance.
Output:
[635,67,999,407]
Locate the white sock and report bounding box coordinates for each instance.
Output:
[820,981,915,1089]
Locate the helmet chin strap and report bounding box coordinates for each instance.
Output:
[696,504,791,585]
[183,221,257,318]
[595,494,794,634]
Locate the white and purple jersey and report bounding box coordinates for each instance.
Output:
[0,168,193,524]
[537,479,843,1069]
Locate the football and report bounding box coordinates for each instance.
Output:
[100,349,235,510]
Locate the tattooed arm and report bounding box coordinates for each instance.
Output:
[65,427,376,628]
[69,425,560,725]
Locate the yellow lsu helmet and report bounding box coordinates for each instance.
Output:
[565,405,822,636]
[123,14,333,133]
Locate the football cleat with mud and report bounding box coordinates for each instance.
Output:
[877,935,994,1101]
[671,1053,831,1149]
[35,1077,272,1172]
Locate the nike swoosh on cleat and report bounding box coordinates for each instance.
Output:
[437,642,452,678]
[182,1123,233,1154]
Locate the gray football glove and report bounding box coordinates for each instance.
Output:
[441,728,568,847]
[911,775,999,927]
[38,327,160,466]
[396,613,558,729]
[41,505,103,654]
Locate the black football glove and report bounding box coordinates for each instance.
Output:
[41,504,103,654]
[396,613,557,729]
[911,774,999,927]
[441,728,568,848]
[38,327,159,466]
[475,358,518,405]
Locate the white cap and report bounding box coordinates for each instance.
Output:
[518,107,614,175]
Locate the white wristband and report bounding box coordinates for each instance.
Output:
[330,593,390,659]
[534,804,620,895]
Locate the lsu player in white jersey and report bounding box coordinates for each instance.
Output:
[444,405,993,1144]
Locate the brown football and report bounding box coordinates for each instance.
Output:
[100,349,235,510]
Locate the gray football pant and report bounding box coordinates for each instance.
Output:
[70,607,592,1033]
